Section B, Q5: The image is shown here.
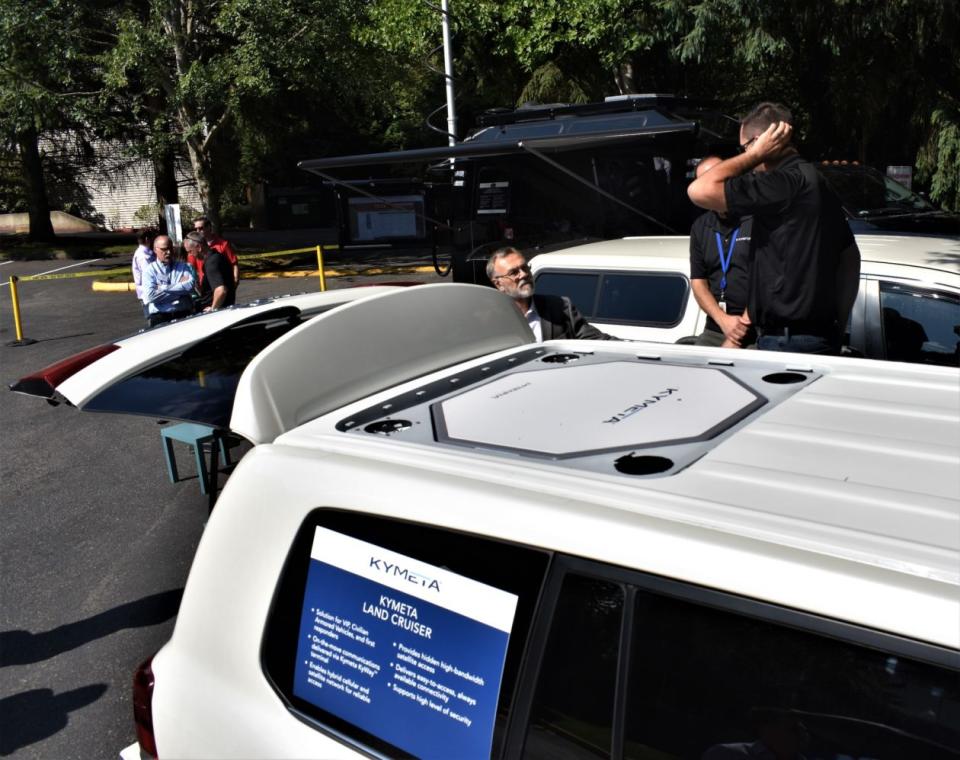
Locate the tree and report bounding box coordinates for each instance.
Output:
[0,0,117,239]
[106,0,391,231]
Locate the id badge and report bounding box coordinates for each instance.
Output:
[718,300,727,313]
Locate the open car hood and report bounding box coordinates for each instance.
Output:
[10,285,535,444]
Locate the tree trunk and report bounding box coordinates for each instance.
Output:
[152,145,179,233]
[185,135,222,231]
[17,127,55,242]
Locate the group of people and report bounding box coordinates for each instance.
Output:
[131,217,240,328]
[488,101,860,356]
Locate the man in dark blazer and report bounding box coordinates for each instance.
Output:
[487,247,617,341]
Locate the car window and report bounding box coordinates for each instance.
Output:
[262,510,550,760]
[82,307,305,427]
[535,270,689,326]
[595,273,688,325]
[624,590,959,759]
[879,282,960,366]
[521,564,959,760]
[534,272,600,317]
[523,574,623,757]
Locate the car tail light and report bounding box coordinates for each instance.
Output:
[133,655,159,758]
[9,343,119,399]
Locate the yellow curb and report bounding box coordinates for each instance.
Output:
[90,265,439,291]
[92,280,136,292]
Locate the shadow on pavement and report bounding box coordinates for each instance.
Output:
[0,588,183,667]
[0,684,108,756]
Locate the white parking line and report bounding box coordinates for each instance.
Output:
[34,258,104,276]
[0,260,13,266]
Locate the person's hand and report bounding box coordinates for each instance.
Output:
[718,311,748,346]
[748,121,792,162]
[203,306,214,313]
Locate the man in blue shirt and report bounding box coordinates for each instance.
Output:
[142,235,195,327]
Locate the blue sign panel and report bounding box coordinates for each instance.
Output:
[293,528,518,759]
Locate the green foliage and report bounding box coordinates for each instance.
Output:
[917,106,960,212]
[4,0,958,226]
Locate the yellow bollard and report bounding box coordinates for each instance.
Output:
[316,245,327,292]
[6,275,36,346]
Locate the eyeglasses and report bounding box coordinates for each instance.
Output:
[155,245,172,251]
[739,136,759,153]
[493,264,531,281]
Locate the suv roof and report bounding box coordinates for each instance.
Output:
[530,233,960,275]
[206,288,959,649]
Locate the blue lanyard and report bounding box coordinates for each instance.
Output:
[714,227,740,295]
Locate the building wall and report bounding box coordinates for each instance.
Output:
[41,135,203,231]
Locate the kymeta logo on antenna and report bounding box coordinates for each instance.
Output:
[603,387,680,425]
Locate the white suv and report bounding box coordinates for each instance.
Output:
[13,285,960,759]
[531,234,960,365]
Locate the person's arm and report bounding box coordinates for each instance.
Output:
[565,298,619,340]
[132,253,143,288]
[222,240,240,285]
[687,122,793,212]
[166,264,195,293]
[141,265,159,305]
[205,285,228,311]
[836,242,861,332]
[691,279,748,346]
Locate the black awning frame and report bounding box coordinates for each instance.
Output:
[298,122,698,172]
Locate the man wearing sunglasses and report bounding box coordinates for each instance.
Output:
[687,102,859,355]
[487,247,616,342]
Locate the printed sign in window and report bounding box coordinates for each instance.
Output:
[293,527,519,759]
[347,195,425,240]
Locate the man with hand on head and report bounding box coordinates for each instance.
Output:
[687,102,860,355]
[141,235,195,327]
[184,231,236,312]
[688,156,755,348]
[487,246,617,342]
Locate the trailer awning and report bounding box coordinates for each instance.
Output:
[299,117,698,172]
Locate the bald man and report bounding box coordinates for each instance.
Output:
[688,156,755,347]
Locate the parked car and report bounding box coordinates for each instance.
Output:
[12,285,960,760]
[818,162,960,236]
[531,233,960,365]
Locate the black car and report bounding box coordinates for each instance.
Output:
[818,161,960,236]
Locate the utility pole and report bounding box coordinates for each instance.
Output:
[440,0,458,145]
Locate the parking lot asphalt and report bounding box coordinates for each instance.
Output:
[0,263,445,759]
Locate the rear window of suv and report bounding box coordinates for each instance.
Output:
[535,270,689,326]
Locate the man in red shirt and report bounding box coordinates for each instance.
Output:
[191,215,239,288]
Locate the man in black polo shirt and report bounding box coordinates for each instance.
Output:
[687,102,860,354]
[689,156,755,348]
[184,231,236,311]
